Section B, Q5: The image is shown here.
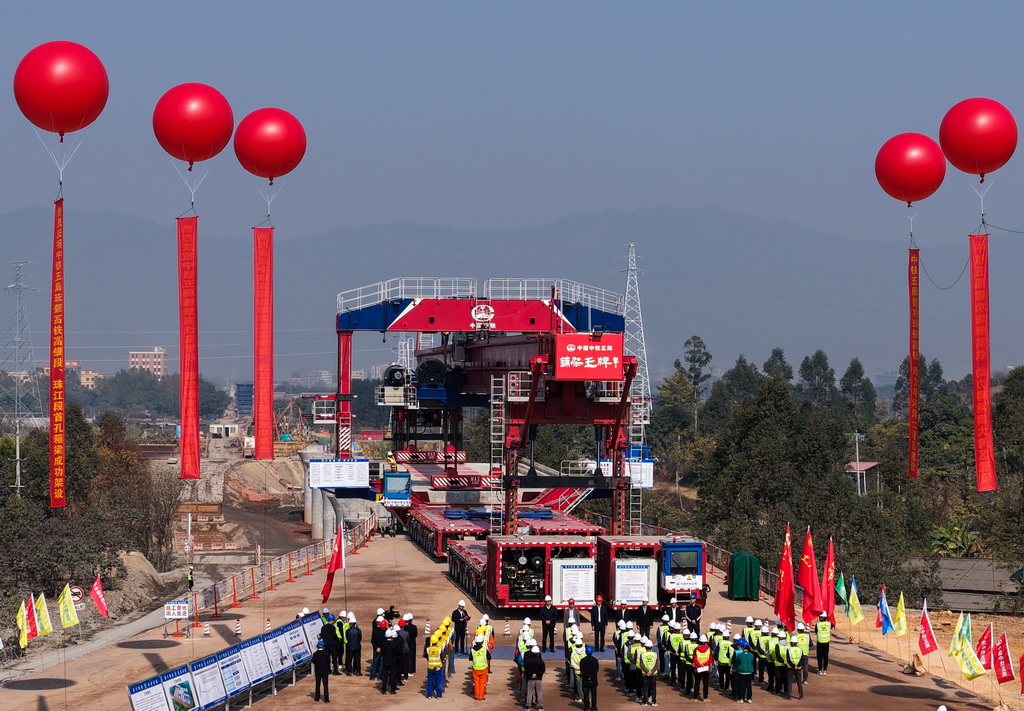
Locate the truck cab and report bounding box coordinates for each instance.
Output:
[659,538,709,604]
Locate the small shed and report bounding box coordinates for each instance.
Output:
[845,461,879,496]
[728,551,761,601]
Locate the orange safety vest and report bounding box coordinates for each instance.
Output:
[693,646,713,672]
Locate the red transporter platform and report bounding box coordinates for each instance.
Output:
[448,535,598,610]
[408,507,490,558]
[595,535,708,607]
[521,510,606,537]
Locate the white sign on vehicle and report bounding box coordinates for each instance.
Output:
[614,561,657,605]
[551,559,596,607]
[309,459,370,488]
[598,459,654,488]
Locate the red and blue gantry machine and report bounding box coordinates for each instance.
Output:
[332,277,638,536]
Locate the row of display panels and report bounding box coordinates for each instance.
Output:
[126,613,323,711]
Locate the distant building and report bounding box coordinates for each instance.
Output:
[352,369,368,381]
[370,364,388,381]
[845,461,879,496]
[873,371,899,389]
[299,369,333,389]
[79,369,107,390]
[129,347,166,378]
[38,360,80,377]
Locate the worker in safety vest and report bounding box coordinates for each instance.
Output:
[795,622,811,682]
[638,638,659,706]
[570,638,586,701]
[564,623,579,679]
[516,624,532,683]
[622,630,639,698]
[426,633,445,698]
[680,631,697,698]
[815,611,833,675]
[667,621,684,686]
[631,635,648,700]
[785,635,806,700]
[691,634,713,701]
[741,616,756,646]
[716,631,735,691]
[386,450,398,472]
[656,615,671,679]
[771,630,789,695]
[471,634,490,699]
[757,625,773,688]
[613,619,627,680]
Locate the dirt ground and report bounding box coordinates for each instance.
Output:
[1,533,998,711]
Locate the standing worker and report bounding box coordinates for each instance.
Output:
[524,644,546,710]
[345,613,362,675]
[471,634,490,699]
[815,611,833,675]
[580,645,599,711]
[404,613,419,677]
[312,640,332,703]
[716,631,736,692]
[638,639,659,707]
[795,622,811,683]
[540,595,560,653]
[426,633,445,699]
[732,639,755,703]
[321,614,341,675]
[452,600,470,655]
[379,629,400,695]
[570,638,586,702]
[691,634,713,702]
[636,598,655,639]
[187,566,194,591]
[590,595,609,651]
[785,635,806,700]
[370,618,387,680]
[684,594,702,636]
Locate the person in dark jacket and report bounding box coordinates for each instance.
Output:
[663,597,685,624]
[452,600,471,654]
[402,613,418,676]
[369,618,386,680]
[312,640,332,702]
[321,614,341,675]
[523,645,546,710]
[396,622,410,683]
[684,595,702,635]
[635,598,655,638]
[344,614,362,675]
[378,630,401,694]
[590,595,609,652]
[540,595,560,653]
[579,645,599,711]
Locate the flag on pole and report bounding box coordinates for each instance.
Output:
[874,584,887,628]
[58,583,79,628]
[24,595,39,640]
[90,575,109,617]
[892,592,907,637]
[848,576,864,626]
[320,524,346,604]
[878,588,895,635]
[993,633,1014,683]
[820,537,837,624]
[976,624,993,670]
[796,527,823,623]
[918,599,938,655]
[955,639,986,680]
[835,571,848,614]
[773,524,796,631]
[34,592,53,636]
[16,599,29,648]
[949,612,964,656]
[963,613,973,649]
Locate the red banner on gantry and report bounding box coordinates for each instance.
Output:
[969,234,997,492]
[49,199,67,508]
[908,249,920,479]
[178,217,200,480]
[253,227,274,460]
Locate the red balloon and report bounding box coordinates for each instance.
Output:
[233,108,306,185]
[153,83,234,170]
[939,97,1017,182]
[13,41,109,139]
[874,133,946,206]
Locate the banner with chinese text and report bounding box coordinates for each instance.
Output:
[908,248,919,478]
[49,199,66,507]
[969,234,997,492]
[253,227,274,460]
[178,217,200,479]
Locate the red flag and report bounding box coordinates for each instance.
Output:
[820,537,836,624]
[976,624,993,670]
[908,248,920,478]
[969,234,997,492]
[773,524,796,631]
[320,524,346,604]
[918,599,938,656]
[177,216,201,480]
[252,226,275,461]
[874,584,887,628]
[994,633,1015,684]
[1019,653,1024,694]
[796,527,823,623]
[25,595,39,640]
[89,575,109,618]
[49,198,67,508]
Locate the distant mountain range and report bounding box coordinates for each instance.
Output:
[0,204,1015,387]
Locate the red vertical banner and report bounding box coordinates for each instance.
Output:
[49,199,66,508]
[908,248,920,478]
[253,227,274,460]
[178,217,200,480]
[969,234,997,492]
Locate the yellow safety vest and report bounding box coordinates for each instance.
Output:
[682,640,696,664]
[816,620,831,644]
[758,635,771,659]
[786,646,804,669]
[717,639,733,665]
[427,644,443,670]
[657,624,670,646]
[796,632,810,655]
[472,646,489,670]
[693,646,713,670]
[669,632,684,654]
[571,648,584,671]
[767,638,779,663]
[742,626,755,644]
[750,629,762,650]
[640,650,658,673]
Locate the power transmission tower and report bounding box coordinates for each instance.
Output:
[0,262,44,497]
[622,243,651,533]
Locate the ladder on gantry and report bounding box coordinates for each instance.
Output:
[489,375,506,534]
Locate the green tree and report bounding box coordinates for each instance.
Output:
[683,336,712,431]
[700,355,763,434]
[797,350,837,409]
[840,357,878,426]
[762,347,794,381]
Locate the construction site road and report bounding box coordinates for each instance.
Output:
[1,533,995,711]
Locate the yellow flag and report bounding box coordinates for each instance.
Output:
[34,593,54,636]
[848,580,864,626]
[16,599,28,648]
[956,640,986,680]
[948,612,963,656]
[893,592,907,637]
[58,584,79,628]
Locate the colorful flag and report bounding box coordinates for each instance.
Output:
[58,583,79,628]
[878,588,895,635]
[16,599,29,648]
[24,595,38,640]
[974,623,992,670]
[34,592,53,636]
[874,584,887,628]
[963,613,973,648]
[796,527,823,623]
[90,575,109,618]
[773,524,796,631]
[892,592,907,637]
[993,633,1015,684]
[955,639,986,680]
[320,524,346,604]
[820,537,837,624]
[835,571,848,611]
[949,612,964,656]
[918,599,938,656]
[848,576,864,626]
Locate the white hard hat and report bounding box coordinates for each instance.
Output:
[626,621,634,629]
[544,595,552,601]
[641,636,650,644]
[733,633,741,640]
[745,616,754,623]
[377,607,385,615]
[481,614,489,622]
[617,620,626,629]
[403,613,413,621]
[531,645,540,653]
[348,613,356,622]
[301,607,310,615]
[689,632,698,640]
[670,621,680,629]
[458,600,466,607]
[387,450,393,455]
[474,634,484,643]
[797,623,805,631]
[820,611,828,618]
[340,610,347,618]
[777,630,786,638]
[791,635,799,643]
[670,597,678,604]
[524,617,532,625]
[761,625,769,633]
[642,597,649,602]
[699,634,707,643]
[662,614,670,621]
[754,619,762,626]
[386,630,396,638]
[392,624,401,631]
[571,624,579,632]
[645,639,654,647]
[323,607,330,614]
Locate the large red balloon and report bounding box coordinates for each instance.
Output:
[874,133,946,206]
[153,83,234,169]
[233,108,306,185]
[13,41,108,139]
[939,97,1017,182]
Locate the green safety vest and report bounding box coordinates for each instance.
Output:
[757,635,771,659]
[622,642,635,666]
[571,648,584,670]
[669,632,684,654]
[750,629,762,649]
[774,640,789,664]
[766,638,779,663]
[796,632,810,655]
[786,646,804,669]
[472,646,489,670]
[518,635,528,655]
[681,640,695,664]
[427,644,443,670]
[742,626,755,644]
[640,650,658,673]
[816,620,832,644]
[717,639,733,665]
[657,624,670,647]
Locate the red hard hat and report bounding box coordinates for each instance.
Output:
[378,621,388,629]
[399,619,407,626]
[568,598,575,604]
[596,595,603,602]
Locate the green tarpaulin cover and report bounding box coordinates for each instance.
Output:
[728,551,761,601]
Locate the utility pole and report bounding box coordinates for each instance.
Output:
[847,431,865,496]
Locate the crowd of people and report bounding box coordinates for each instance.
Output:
[304,594,836,706]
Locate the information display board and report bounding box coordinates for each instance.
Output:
[281,619,312,665]
[127,675,170,711]
[237,635,274,686]
[215,646,250,698]
[300,612,324,650]
[189,655,228,710]
[163,600,190,620]
[309,458,370,488]
[262,628,294,675]
[551,558,596,607]
[614,560,657,605]
[598,459,653,488]
[159,666,197,711]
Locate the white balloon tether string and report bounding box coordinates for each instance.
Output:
[971,180,992,234]
[173,161,208,217]
[34,129,83,199]
[255,178,287,228]
[907,213,917,249]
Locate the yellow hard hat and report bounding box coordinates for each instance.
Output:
[431,633,440,644]
[442,616,452,626]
